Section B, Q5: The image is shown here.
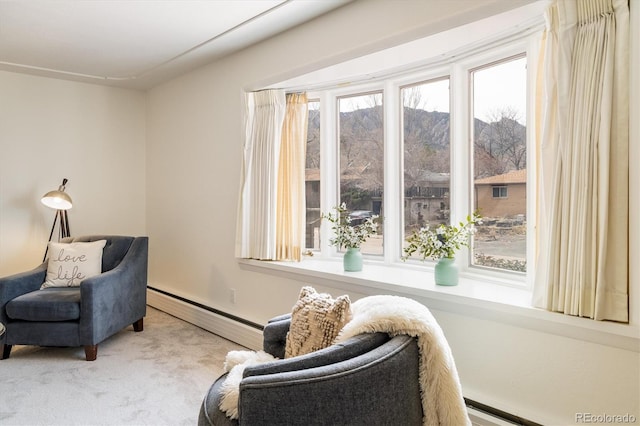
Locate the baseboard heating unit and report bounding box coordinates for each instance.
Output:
[466,399,542,426]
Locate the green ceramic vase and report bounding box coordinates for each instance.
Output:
[434,257,458,286]
[343,247,363,272]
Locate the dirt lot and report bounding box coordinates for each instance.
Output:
[475,235,526,259]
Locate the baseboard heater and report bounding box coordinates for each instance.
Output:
[147,287,540,426]
[465,398,542,426]
[147,286,264,330]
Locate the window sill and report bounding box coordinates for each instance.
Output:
[239,257,640,352]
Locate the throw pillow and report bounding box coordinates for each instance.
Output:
[284,286,352,358]
[41,240,107,289]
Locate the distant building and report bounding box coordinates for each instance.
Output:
[474,169,526,218]
[405,170,450,229]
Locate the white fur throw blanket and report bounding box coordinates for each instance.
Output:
[335,295,470,426]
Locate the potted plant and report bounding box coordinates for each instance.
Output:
[322,203,378,272]
[402,212,481,286]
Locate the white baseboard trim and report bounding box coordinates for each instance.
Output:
[467,407,518,426]
[146,288,263,351]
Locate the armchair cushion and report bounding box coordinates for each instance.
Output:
[41,240,106,288]
[6,288,81,321]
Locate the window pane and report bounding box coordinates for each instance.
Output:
[338,92,383,255]
[492,186,507,198]
[402,78,450,259]
[305,100,321,250]
[472,56,527,272]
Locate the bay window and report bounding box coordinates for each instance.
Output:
[304,40,533,286]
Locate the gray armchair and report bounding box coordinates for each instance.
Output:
[199,314,423,426]
[0,235,148,361]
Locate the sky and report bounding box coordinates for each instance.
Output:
[404,56,527,125]
[333,56,528,126]
[472,56,527,125]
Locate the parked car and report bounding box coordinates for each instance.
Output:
[349,210,373,225]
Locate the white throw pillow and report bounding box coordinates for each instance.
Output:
[41,240,107,289]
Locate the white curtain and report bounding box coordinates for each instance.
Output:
[236,90,308,260]
[236,90,286,260]
[534,0,629,321]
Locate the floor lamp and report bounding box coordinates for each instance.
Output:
[42,178,73,261]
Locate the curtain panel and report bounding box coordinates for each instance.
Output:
[236,90,308,261]
[534,0,629,322]
[276,93,309,261]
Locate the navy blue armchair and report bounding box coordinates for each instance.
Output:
[0,235,148,361]
[199,314,423,426]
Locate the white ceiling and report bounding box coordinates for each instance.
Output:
[0,0,350,90]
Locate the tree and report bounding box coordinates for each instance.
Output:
[474,106,526,178]
[402,86,450,188]
[306,108,320,169]
[339,95,384,194]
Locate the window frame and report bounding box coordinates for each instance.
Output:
[336,90,385,256]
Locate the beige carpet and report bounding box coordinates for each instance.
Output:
[0,307,246,425]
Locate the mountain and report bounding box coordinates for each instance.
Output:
[307,106,526,178]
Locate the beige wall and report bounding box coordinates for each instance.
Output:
[0,71,147,275]
[476,183,526,218]
[145,1,639,424]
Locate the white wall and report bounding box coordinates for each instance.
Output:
[0,71,147,275]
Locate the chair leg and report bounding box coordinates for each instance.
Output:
[133,318,144,332]
[84,345,98,361]
[1,344,11,360]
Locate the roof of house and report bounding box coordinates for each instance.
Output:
[475,169,527,185]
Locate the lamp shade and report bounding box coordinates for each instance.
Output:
[41,185,73,210]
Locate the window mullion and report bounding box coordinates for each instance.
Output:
[383,81,400,263]
[319,91,338,258]
[525,35,540,290]
[450,64,473,269]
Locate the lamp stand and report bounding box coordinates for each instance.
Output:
[43,210,71,262]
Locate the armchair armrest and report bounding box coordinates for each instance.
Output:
[262,314,291,358]
[0,264,47,324]
[79,237,148,343]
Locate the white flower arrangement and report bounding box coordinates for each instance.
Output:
[322,203,378,249]
[402,212,482,260]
